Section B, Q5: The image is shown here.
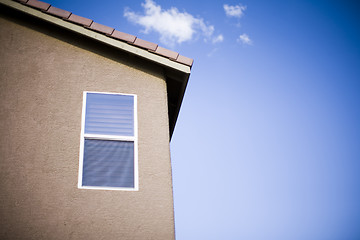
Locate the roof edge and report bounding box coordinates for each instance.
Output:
[0,0,192,74]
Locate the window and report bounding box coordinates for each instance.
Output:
[78,91,138,191]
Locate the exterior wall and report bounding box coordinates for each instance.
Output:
[0,12,175,240]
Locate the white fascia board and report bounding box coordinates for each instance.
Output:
[1,0,191,74]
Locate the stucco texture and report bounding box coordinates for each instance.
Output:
[0,9,175,240]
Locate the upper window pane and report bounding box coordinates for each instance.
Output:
[85,93,134,136]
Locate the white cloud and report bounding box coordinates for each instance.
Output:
[224,4,246,18]
[212,34,224,44]
[124,0,218,46]
[237,33,252,45]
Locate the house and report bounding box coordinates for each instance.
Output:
[0,0,192,239]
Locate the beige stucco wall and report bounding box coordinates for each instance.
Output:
[0,11,175,240]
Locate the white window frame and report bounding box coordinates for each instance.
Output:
[78,91,138,191]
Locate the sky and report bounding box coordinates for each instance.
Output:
[45,0,360,239]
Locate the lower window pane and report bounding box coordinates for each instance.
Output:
[82,139,134,188]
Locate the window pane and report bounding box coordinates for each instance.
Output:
[82,139,134,188]
[85,93,134,136]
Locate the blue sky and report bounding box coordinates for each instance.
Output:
[45,0,360,239]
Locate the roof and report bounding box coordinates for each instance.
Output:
[5,0,194,68]
[0,0,193,139]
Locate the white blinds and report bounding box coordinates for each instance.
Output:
[85,93,134,136]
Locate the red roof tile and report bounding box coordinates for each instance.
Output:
[10,0,193,67]
[46,6,71,19]
[133,38,158,52]
[25,0,50,11]
[176,55,194,66]
[111,30,136,43]
[67,14,93,27]
[155,46,179,60]
[89,22,114,36]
